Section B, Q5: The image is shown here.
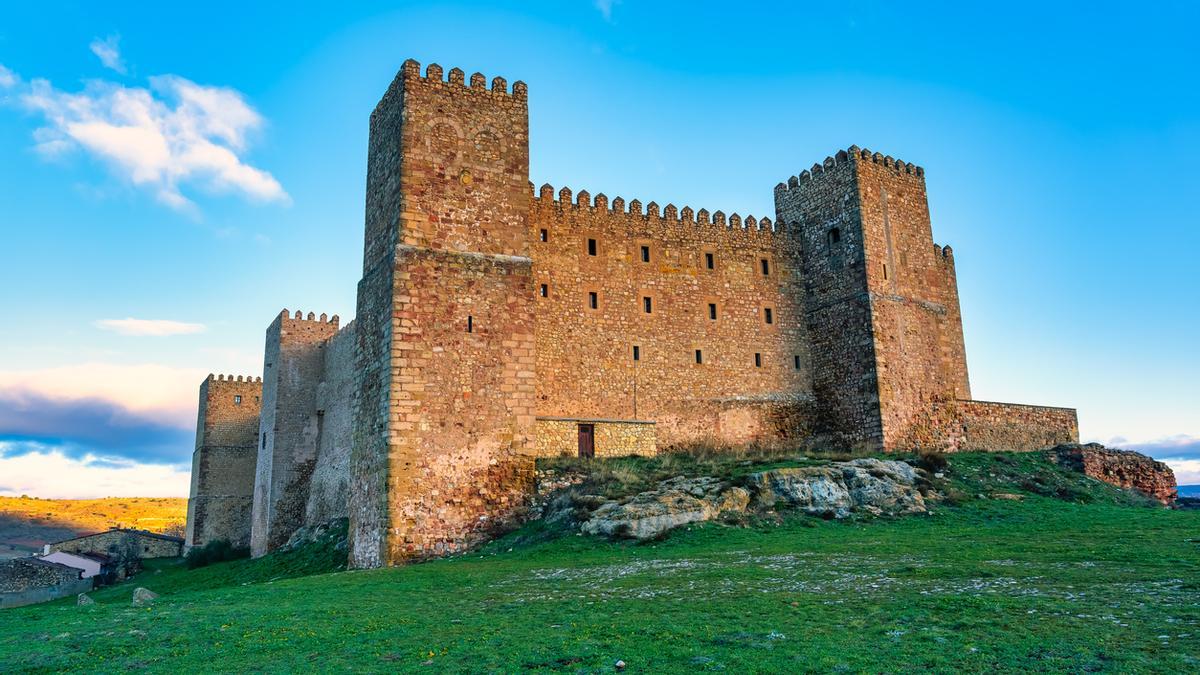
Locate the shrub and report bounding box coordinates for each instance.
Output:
[915,450,949,474]
[185,540,250,569]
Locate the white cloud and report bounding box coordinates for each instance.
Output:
[0,445,189,498]
[1163,459,1200,486]
[9,62,288,212]
[94,318,206,337]
[594,0,619,21]
[0,362,208,429]
[89,35,126,74]
[0,64,15,89]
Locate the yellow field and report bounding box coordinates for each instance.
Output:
[0,496,187,559]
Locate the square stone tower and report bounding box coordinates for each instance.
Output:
[775,148,970,450]
[349,60,536,567]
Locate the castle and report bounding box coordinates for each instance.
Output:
[184,59,1079,568]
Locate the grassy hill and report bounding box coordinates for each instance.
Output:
[1,452,1197,672]
[0,497,187,560]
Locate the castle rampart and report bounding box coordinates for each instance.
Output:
[189,59,1080,569]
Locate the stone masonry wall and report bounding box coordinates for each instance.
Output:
[51,530,183,559]
[185,374,261,549]
[351,60,536,567]
[1052,443,1177,505]
[305,319,357,527]
[0,559,90,609]
[896,397,1078,452]
[530,187,811,449]
[533,419,657,458]
[252,310,340,556]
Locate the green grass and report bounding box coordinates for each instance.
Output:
[2,453,1197,673]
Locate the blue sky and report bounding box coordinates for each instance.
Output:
[0,1,1197,496]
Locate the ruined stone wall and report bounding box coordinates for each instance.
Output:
[185,374,261,550]
[533,418,657,458]
[304,320,357,528]
[50,530,183,559]
[251,310,340,557]
[1052,443,1177,505]
[350,60,536,567]
[530,188,811,448]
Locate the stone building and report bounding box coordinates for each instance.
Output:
[47,529,184,560]
[186,59,1078,567]
[0,557,90,609]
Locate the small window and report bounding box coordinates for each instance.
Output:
[760,259,770,276]
[708,303,717,321]
[633,345,640,361]
[643,296,652,314]
[467,315,473,333]
[694,349,703,364]
[754,353,762,368]
[261,433,267,450]
[588,292,598,310]
[234,395,242,405]
[539,283,548,298]
[641,245,650,263]
[764,307,774,325]
[794,355,801,370]
[882,263,889,280]
[587,238,597,256]
[828,228,841,244]
[539,228,548,242]
[705,252,715,270]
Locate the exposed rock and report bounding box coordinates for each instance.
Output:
[1050,443,1177,505]
[581,477,748,540]
[280,517,349,552]
[76,593,94,606]
[579,460,926,540]
[131,587,158,607]
[745,459,926,518]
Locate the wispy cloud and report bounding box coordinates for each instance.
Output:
[0,64,15,89]
[89,35,126,74]
[0,443,189,498]
[94,318,206,337]
[594,0,619,22]
[2,56,289,213]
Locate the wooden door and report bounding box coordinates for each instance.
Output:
[578,424,595,458]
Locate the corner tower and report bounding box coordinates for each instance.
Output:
[350,60,536,567]
[775,147,970,450]
[185,374,261,550]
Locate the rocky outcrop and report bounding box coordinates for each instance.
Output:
[1050,443,1177,505]
[576,460,927,541]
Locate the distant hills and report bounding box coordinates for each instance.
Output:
[0,496,187,560]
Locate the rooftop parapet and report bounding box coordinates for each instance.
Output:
[404,59,527,99]
[774,145,925,198]
[531,182,776,233]
[206,373,263,384]
[277,308,341,328]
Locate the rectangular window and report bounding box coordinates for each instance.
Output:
[695,349,703,364]
[539,283,548,298]
[764,307,774,325]
[705,252,715,270]
[234,395,242,405]
[794,355,801,370]
[539,228,548,242]
[643,296,652,314]
[261,433,266,450]
[641,245,650,263]
[588,292,598,309]
[587,238,597,256]
[761,259,770,276]
[633,345,640,361]
[708,303,717,320]
[467,315,473,333]
[883,263,889,280]
[754,353,762,368]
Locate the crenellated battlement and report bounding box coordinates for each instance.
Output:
[400,59,527,100]
[277,308,340,328]
[775,146,925,198]
[531,182,777,233]
[206,373,263,384]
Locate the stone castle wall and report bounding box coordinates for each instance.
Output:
[533,418,657,458]
[305,319,357,527]
[529,187,812,449]
[185,374,261,549]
